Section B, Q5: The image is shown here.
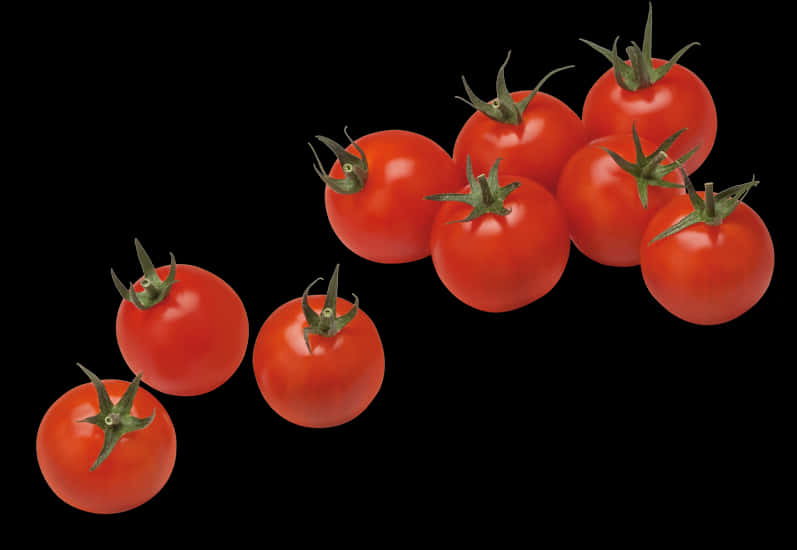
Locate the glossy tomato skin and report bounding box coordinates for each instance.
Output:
[583,59,717,175]
[324,130,459,264]
[640,194,774,325]
[116,264,249,396]
[430,175,570,313]
[252,296,384,428]
[36,380,176,514]
[556,134,685,267]
[453,91,587,194]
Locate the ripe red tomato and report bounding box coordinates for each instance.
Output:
[452,53,587,193]
[640,176,774,325]
[113,240,249,396]
[37,366,176,514]
[427,158,570,312]
[311,128,459,264]
[252,266,384,428]
[581,5,716,175]
[556,130,687,267]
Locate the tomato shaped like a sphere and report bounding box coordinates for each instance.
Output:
[430,174,570,313]
[253,295,384,428]
[454,91,587,194]
[557,134,685,267]
[37,379,176,514]
[640,194,774,325]
[116,264,249,396]
[583,59,716,175]
[322,130,459,263]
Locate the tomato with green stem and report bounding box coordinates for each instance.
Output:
[580,2,716,175]
[425,157,570,313]
[36,364,176,514]
[252,265,384,428]
[112,239,249,396]
[310,128,459,264]
[640,169,774,325]
[452,51,587,194]
[556,123,694,267]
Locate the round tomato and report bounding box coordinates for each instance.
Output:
[452,52,586,194]
[640,176,774,325]
[581,4,716,175]
[37,365,176,514]
[556,128,688,267]
[427,158,570,313]
[252,265,384,428]
[113,240,249,396]
[310,128,459,264]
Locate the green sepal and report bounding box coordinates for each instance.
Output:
[309,126,368,195]
[301,264,359,354]
[424,157,520,223]
[111,239,178,311]
[601,122,696,208]
[580,2,700,91]
[648,169,760,244]
[456,50,574,125]
[75,364,155,471]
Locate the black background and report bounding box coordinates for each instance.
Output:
[17,0,788,540]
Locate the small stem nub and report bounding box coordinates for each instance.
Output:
[704,182,716,219]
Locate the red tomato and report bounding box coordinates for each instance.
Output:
[453,89,587,194]
[37,370,176,514]
[640,188,774,325]
[252,267,384,428]
[312,129,459,264]
[428,160,570,312]
[114,242,249,396]
[556,133,685,267]
[580,5,715,175]
[583,58,716,175]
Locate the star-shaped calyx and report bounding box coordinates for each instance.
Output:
[76,364,155,471]
[301,264,359,354]
[601,122,698,208]
[456,50,575,125]
[580,2,700,91]
[111,238,177,310]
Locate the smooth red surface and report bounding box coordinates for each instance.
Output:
[640,194,774,325]
[583,59,717,175]
[116,264,249,396]
[252,296,384,428]
[324,130,459,263]
[556,134,685,267]
[430,174,570,312]
[453,91,587,193]
[37,379,176,514]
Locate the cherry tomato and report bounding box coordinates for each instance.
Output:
[37,366,176,514]
[452,53,587,194]
[311,128,459,264]
[640,176,774,325]
[113,240,249,396]
[556,130,687,267]
[252,265,384,428]
[581,4,716,175]
[427,158,570,313]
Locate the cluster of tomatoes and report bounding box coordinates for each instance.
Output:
[36,3,774,515]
